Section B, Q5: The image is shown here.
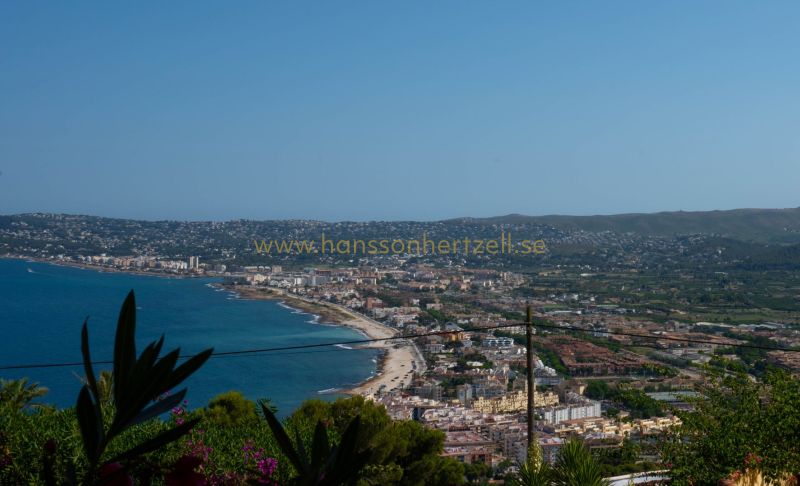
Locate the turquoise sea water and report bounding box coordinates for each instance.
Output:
[0,258,378,415]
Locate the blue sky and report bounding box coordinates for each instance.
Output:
[1,1,798,221]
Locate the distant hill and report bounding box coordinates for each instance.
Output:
[5,208,800,243]
[454,208,800,242]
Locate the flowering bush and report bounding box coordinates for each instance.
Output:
[242,440,278,484]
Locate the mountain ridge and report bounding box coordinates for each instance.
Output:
[4,207,800,242]
[449,207,800,241]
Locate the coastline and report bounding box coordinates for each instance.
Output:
[2,254,202,279]
[5,254,421,398]
[226,285,423,397]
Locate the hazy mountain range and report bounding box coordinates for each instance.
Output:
[453,207,800,242]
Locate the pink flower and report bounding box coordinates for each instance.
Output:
[257,457,278,477]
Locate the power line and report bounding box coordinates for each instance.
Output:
[1,320,798,372]
[525,321,798,351]
[0,323,515,371]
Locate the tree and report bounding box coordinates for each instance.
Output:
[584,380,611,400]
[261,402,370,486]
[0,378,49,411]
[258,397,279,415]
[369,419,464,486]
[77,370,113,407]
[510,460,552,486]
[508,445,552,486]
[662,369,800,484]
[202,390,259,426]
[510,439,607,486]
[281,396,465,485]
[95,371,114,406]
[463,461,492,483]
[552,439,608,486]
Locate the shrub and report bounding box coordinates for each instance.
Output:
[201,391,259,426]
[663,369,800,484]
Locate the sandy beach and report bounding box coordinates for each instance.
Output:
[5,255,203,278]
[228,285,424,397]
[10,253,424,398]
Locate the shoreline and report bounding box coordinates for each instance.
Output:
[6,254,421,398]
[225,285,423,396]
[2,254,206,279]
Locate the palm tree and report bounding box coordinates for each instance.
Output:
[258,397,278,415]
[95,370,114,405]
[552,439,608,486]
[509,460,552,486]
[0,378,49,411]
[76,369,114,406]
[511,439,608,486]
[508,441,552,486]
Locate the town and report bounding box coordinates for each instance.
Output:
[3,212,800,478]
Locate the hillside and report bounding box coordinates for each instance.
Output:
[457,207,800,242]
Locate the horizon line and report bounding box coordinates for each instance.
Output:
[2,206,800,224]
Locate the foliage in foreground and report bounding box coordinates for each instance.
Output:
[0,377,49,411]
[73,289,213,484]
[260,402,370,485]
[0,290,465,485]
[13,290,800,484]
[508,439,608,486]
[1,392,465,485]
[662,369,800,485]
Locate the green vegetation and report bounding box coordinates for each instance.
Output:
[641,363,678,378]
[6,290,800,485]
[0,291,467,485]
[584,380,613,401]
[584,381,664,419]
[0,378,48,411]
[260,400,370,485]
[662,369,800,484]
[425,308,450,323]
[482,208,800,241]
[508,439,609,486]
[74,289,211,484]
[200,391,259,426]
[281,397,468,485]
[592,439,660,476]
[719,332,791,376]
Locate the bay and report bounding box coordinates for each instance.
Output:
[0,258,378,415]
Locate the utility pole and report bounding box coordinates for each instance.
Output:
[525,304,536,454]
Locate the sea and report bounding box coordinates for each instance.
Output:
[0,258,379,415]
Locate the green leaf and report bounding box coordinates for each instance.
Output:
[324,416,370,485]
[128,346,177,404]
[261,402,306,474]
[310,421,330,475]
[160,348,213,394]
[76,386,103,463]
[113,349,180,431]
[81,319,99,402]
[136,336,166,374]
[336,415,362,460]
[131,388,187,426]
[137,349,180,399]
[113,290,137,405]
[107,419,198,464]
